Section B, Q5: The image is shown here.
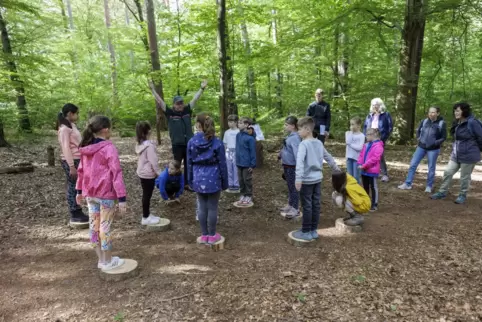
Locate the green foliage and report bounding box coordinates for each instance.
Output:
[0,0,481,140]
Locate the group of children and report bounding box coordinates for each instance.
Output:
[58,100,387,268]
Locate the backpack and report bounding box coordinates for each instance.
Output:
[467,118,482,151]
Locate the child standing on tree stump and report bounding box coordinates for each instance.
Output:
[234,117,257,206]
[357,128,384,212]
[223,114,240,193]
[279,116,301,218]
[76,116,127,271]
[187,113,228,244]
[294,117,340,241]
[155,160,184,202]
[331,171,371,226]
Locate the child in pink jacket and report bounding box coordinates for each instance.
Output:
[357,128,384,212]
[76,116,127,271]
[135,121,161,226]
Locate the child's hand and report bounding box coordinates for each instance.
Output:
[358,165,364,169]
[76,194,84,205]
[118,202,127,214]
[295,182,302,191]
[69,166,77,179]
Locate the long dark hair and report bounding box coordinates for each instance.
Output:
[57,103,79,130]
[332,171,348,205]
[285,115,298,130]
[196,113,216,140]
[80,115,111,147]
[136,121,151,144]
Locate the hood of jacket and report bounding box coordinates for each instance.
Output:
[189,132,221,163]
[80,140,112,156]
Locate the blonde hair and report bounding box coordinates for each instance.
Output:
[370,98,387,114]
[366,128,380,138]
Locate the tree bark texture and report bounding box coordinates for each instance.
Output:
[271,10,282,116]
[0,118,9,147]
[103,0,119,109]
[395,0,427,144]
[0,11,30,131]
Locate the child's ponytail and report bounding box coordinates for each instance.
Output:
[195,113,216,140]
[80,124,95,147]
[56,103,79,130]
[80,115,111,147]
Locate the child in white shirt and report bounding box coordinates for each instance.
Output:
[345,117,365,183]
[223,115,240,192]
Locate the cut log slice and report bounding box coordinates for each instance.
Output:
[335,218,362,233]
[233,201,254,208]
[225,189,240,194]
[99,259,139,282]
[287,230,315,247]
[196,235,225,252]
[69,221,89,230]
[145,218,171,232]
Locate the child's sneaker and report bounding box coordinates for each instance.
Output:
[454,194,466,204]
[381,175,389,182]
[398,183,412,190]
[283,207,298,218]
[198,235,209,244]
[279,205,291,212]
[292,230,313,241]
[425,187,432,193]
[141,215,160,225]
[430,192,446,200]
[102,257,125,271]
[97,261,106,269]
[310,230,319,239]
[242,196,253,205]
[208,233,222,244]
[369,206,378,212]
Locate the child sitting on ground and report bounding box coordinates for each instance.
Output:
[357,128,384,212]
[345,116,365,183]
[294,117,340,241]
[155,160,184,203]
[331,171,371,226]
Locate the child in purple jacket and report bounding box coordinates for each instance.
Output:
[357,128,384,212]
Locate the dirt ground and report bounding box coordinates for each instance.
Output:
[1,135,482,322]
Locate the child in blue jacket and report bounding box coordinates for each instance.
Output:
[155,160,184,202]
[235,117,257,206]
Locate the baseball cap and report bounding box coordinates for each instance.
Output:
[173,96,183,104]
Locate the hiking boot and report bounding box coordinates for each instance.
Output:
[430,192,446,200]
[208,233,222,244]
[102,257,125,271]
[292,230,313,241]
[310,230,319,240]
[454,194,467,204]
[141,215,160,225]
[425,187,432,193]
[345,214,364,226]
[398,183,412,190]
[381,175,389,182]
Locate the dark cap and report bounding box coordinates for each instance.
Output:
[173,96,184,104]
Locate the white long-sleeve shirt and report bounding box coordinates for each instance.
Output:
[345,131,365,160]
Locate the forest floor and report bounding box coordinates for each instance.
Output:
[1,135,482,322]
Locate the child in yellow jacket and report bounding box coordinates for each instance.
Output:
[331,171,371,226]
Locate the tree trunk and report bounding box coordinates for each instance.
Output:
[175,0,182,95]
[59,0,78,82]
[125,3,134,70]
[133,0,150,52]
[271,10,282,116]
[217,0,237,136]
[145,0,166,143]
[315,30,322,83]
[394,0,427,144]
[333,18,350,127]
[0,118,9,147]
[238,0,257,117]
[0,11,30,131]
[103,0,118,110]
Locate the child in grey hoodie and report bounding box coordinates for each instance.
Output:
[294,117,340,241]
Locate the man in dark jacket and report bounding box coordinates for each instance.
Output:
[149,80,208,190]
[398,107,447,193]
[306,88,331,144]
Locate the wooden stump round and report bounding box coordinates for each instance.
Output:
[69,221,89,230]
[225,189,240,194]
[233,201,254,208]
[196,235,225,252]
[99,259,139,282]
[145,218,171,232]
[335,218,362,233]
[287,231,315,247]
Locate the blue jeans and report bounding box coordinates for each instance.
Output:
[405,147,440,188]
[300,182,321,233]
[197,191,220,236]
[346,158,360,183]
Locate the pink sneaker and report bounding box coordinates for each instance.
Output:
[198,235,209,244]
[208,233,222,244]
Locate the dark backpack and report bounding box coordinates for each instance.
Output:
[467,118,482,151]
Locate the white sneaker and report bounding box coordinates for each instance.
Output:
[141,215,161,225]
[237,196,246,203]
[102,256,125,271]
[425,187,432,193]
[283,207,299,218]
[279,205,291,212]
[398,183,412,190]
[381,175,389,182]
[97,261,106,269]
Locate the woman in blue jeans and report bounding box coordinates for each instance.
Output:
[398,107,447,192]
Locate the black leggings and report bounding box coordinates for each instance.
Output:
[361,175,378,207]
[172,145,188,184]
[140,177,156,218]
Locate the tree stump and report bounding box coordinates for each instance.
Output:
[145,218,171,232]
[287,231,316,247]
[99,259,139,282]
[69,221,89,230]
[233,200,254,208]
[47,145,55,167]
[335,218,362,233]
[225,188,240,194]
[255,141,264,168]
[197,235,225,251]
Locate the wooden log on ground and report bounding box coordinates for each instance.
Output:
[335,218,362,233]
[233,201,254,208]
[99,259,139,282]
[47,145,55,167]
[197,235,225,252]
[287,230,316,247]
[0,166,34,174]
[145,218,171,232]
[69,221,89,230]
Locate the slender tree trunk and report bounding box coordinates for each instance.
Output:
[103,0,118,110]
[271,10,282,115]
[0,11,30,131]
[146,0,166,143]
[176,0,182,95]
[238,0,257,117]
[333,18,350,125]
[395,0,427,144]
[0,118,9,147]
[59,0,78,82]
[133,0,150,52]
[315,30,322,83]
[125,3,134,70]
